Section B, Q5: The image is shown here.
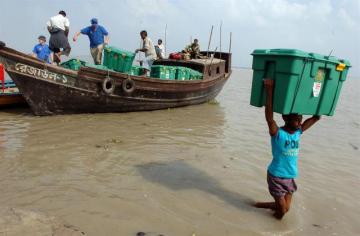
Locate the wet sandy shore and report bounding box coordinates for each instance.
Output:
[0,69,359,235]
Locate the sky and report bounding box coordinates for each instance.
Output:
[0,0,359,76]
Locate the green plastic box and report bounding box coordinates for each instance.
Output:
[85,63,111,70]
[175,67,203,80]
[250,49,350,116]
[175,67,191,80]
[130,65,145,76]
[150,65,176,80]
[189,69,203,80]
[103,46,135,73]
[60,59,86,71]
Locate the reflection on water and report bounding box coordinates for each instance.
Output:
[0,69,359,236]
[0,119,29,157]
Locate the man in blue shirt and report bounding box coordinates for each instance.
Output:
[32,35,51,64]
[253,79,321,220]
[73,18,109,64]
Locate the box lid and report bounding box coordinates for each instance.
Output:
[104,46,135,57]
[251,49,351,66]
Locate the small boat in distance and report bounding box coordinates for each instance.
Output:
[0,80,27,107]
[0,61,26,108]
[0,41,232,116]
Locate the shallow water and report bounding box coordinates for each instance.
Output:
[0,69,359,236]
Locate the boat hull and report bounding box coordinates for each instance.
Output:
[0,44,231,116]
[7,68,228,115]
[0,93,26,107]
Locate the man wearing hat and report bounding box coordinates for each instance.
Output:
[32,35,51,64]
[73,18,109,65]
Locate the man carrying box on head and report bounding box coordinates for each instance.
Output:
[253,78,321,220]
[73,18,109,65]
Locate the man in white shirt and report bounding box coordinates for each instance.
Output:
[47,10,71,64]
[155,39,165,59]
[135,30,157,68]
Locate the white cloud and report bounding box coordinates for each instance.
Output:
[338,8,357,28]
[0,0,359,75]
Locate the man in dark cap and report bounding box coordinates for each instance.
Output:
[31,35,51,64]
[73,18,109,65]
[46,10,71,64]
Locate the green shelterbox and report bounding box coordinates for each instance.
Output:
[103,46,135,73]
[175,67,191,80]
[60,59,86,71]
[130,65,145,76]
[150,65,176,80]
[85,64,110,70]
[175,67,203,80]
[189,69,203,80]
[250,49,351,116]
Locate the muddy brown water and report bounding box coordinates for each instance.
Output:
[0,69,359,236]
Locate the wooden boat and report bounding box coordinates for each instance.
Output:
[0,41,232,116]
[0,79,26,108]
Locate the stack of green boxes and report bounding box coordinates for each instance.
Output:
[150,65,176,80]
[130,65,145,76]
[175,66,203,80]
[189,69,203,80]
[60,59,86,71]
[250,49,351,116]
[103,46,135,73]
[175,67,191,80]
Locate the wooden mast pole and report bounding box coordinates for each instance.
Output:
[229,32,232,54]
[164,24,167,58]
[219,20,223,59]
[207,25,214,58]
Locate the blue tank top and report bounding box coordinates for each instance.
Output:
[268,128,302,178]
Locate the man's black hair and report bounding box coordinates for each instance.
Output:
[140,30,147,37]
[59,10,66,17]
[158,39,163,43]
[282,113,302,120]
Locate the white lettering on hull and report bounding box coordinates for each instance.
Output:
[15,63,68,84]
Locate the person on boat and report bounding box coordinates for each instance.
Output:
[253,79,321,220]
[155,39,165,59]
[185,39,200,59]
[46,10,71,64]
[72,18,109,65]
[31,35,51,64]
[135,30,157,68]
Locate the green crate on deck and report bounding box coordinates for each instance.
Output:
[250,49,351,116]
[60,59,86,71]
[130,65,145,76]
[103,46,135,73]
[175,67,191,80]
[189,69,203,80]
[150,65,176,80]
[85,63,111,70]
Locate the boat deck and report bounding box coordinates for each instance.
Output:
[191,58,225,65]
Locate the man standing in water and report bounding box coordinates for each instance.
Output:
[73,18,109,65]
[254,79,321,219]
[46,10,71,64]
[135,30,157,68]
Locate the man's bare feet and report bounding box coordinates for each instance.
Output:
[253,202,276,210]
